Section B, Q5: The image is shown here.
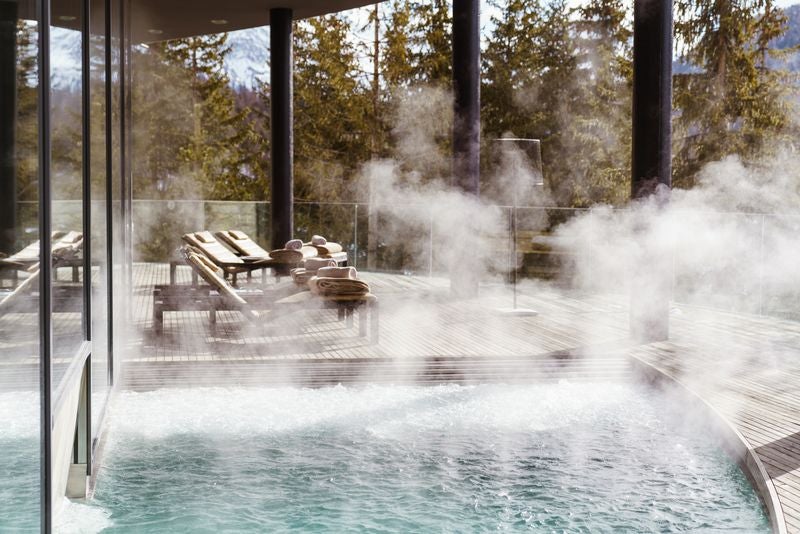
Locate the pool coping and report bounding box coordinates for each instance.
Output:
[629,354,786,534]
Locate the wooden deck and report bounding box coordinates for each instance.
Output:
[123,262,633,367]
[120,262,637,389]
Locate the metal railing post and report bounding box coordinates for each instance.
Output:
[428,212,434,277]
[758,214,765,316]
[353,203,359,269]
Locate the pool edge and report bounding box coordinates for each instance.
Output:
[629,354,786,534]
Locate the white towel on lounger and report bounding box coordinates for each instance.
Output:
[317,266,357,280]
[311,235,327,246]
[304,257,336,271]
[285,239,303,250]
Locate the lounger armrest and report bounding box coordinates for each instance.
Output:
[216,260,249,268]
[0,259,31,271]
[241,256,270,263]
[244,258,273,266]
[217,259,272,268]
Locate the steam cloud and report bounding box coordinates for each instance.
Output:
[555,153,800,318]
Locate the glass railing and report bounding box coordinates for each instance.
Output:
[129,200,597,277]
[17,200,800,321]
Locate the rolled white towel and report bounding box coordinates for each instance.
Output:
[311,235,327,246]
[304,257,336,271]
[285,239,303,250]
[317,266,357,280]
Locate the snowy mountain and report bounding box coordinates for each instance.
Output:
[225,27,269,89]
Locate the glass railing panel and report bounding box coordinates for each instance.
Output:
[132,199,205,262]
[761,213,800,320]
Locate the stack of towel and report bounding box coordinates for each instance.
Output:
[308,266,370,297]
[270,235,347,264]
[290,257,336,285]
[309,235,346,261]
[270,239,319,263]
[314,241,343,257]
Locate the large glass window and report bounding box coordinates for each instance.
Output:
[50,0,86,382]
[109,0,129,387]
[89,0,109,440]
[0,0,40,529]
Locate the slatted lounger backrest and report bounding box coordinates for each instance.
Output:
[182,231,243,265]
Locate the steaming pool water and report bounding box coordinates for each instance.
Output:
[60,382,768,532]
[0,392,39,531]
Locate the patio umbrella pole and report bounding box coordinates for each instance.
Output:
[495,138,538,317]
[512,203,517,309]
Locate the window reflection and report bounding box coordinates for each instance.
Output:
[0,0,40,529]
[51,0,86,379]
[90,0,110,432]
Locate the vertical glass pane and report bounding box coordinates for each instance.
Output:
[109,0,127,387]
[51,0,86,380]
[90,0,109,433]
[0,0,40,529]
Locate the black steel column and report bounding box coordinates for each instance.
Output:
[270,8,293,250]
[38,0,53,526]
[632,0,672,196]
[450,0,480,297]
[0,1,17,255]
[631,0,673,342]
[82,0,91,343]
[452,0,480,195]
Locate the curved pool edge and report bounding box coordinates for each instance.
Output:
[629,354,786,534]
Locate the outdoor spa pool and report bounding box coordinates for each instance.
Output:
[63,382,769,532]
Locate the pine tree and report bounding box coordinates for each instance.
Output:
[534,0,580,185]
[131,42,195,198]
[481,0,544,140]
[409,0,452,86]
[558,0,632,206]
[291,15,372,202]
[673,0,794,188]
[383,0,415,90]
[14,21,38,203]
[160,34,259,200]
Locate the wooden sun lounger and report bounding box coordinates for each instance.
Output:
[154,252,378,343]
[214,229,347,280]
[0,268,40,313]
[154,248,303,333]
[1,231,83,283]
[182,231,273,285]
[215,230,271,259]
[272,290,379,343]
[0,231,66,268]
[152,283,301,333]
[0,265,84,314]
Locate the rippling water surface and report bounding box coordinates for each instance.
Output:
[64,383,768,532]
[0,392,39,531]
